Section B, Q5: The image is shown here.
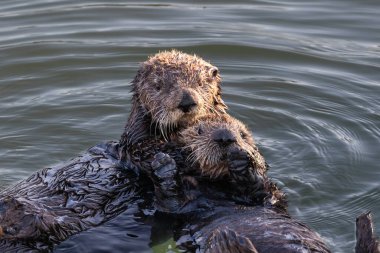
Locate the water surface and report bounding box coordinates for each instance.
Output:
[1,1,380,252]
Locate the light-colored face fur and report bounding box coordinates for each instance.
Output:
[179,114,266,178]
[132,50,226,139]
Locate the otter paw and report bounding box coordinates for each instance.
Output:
[227,149,251,180]
[151,152,178,193]
[151,152,177,178]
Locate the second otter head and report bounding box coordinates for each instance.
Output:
[179,114,267,178]
[132,50,227,135]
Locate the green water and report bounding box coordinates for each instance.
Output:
[1,1,379,252]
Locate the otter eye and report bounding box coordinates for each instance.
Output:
[197,127,204,135]
[155,81,162,91]
[240,131,247,139]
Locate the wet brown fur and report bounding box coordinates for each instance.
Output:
[178,114,286,209]
[0,142,142,251]
[141,113,286,211]
[120,50,227,152]
[179,114,267,179]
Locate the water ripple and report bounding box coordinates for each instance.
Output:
[1,1,379,252]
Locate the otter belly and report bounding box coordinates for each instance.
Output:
[191,206,331,253]
[0,141,143,252]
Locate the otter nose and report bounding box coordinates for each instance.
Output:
[212,129,237,146]
[178,92,197,113]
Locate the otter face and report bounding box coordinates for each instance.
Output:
[179,114,266,178]
[132,50,227,138]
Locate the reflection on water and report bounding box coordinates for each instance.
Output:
[0,0,379,252]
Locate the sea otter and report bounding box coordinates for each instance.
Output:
[144,114,285,214]
[148,115,331,252]
[148,115,380,253]
[125,114,282,215]
[119,50,227,158]
[0,50,227,251]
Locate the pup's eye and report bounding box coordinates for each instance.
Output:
[155,81,163,91]
[240,131,247,138]
[197,127,204,135]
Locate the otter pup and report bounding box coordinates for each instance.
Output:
[144,114,285,216]
[119,50,227,156]
[149,115,331,253]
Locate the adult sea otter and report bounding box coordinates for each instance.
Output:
[0,50,226,251]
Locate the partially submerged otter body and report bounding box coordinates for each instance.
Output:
[0,142,143,251]
[148,115,331,252]
[188,205,330,253]
[150,155,331,253]
[0,50,225,251]
[150,114,285,212]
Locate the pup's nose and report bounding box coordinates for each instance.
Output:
[178,92,197,113]
[212,129,237,146]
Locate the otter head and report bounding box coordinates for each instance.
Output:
[179,114,266,178]
[131,50,227,138]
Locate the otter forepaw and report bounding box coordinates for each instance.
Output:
[151,152,177,180]
[150,152,181,209]
[227,149,252,182]
[227,149,268,204]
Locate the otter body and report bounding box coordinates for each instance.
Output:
[0,142,144,251]
[186,205,330,253]
[0,50,225,251]
[150,164,331,252]
[149,114,285,213]
[149,115,331,252]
